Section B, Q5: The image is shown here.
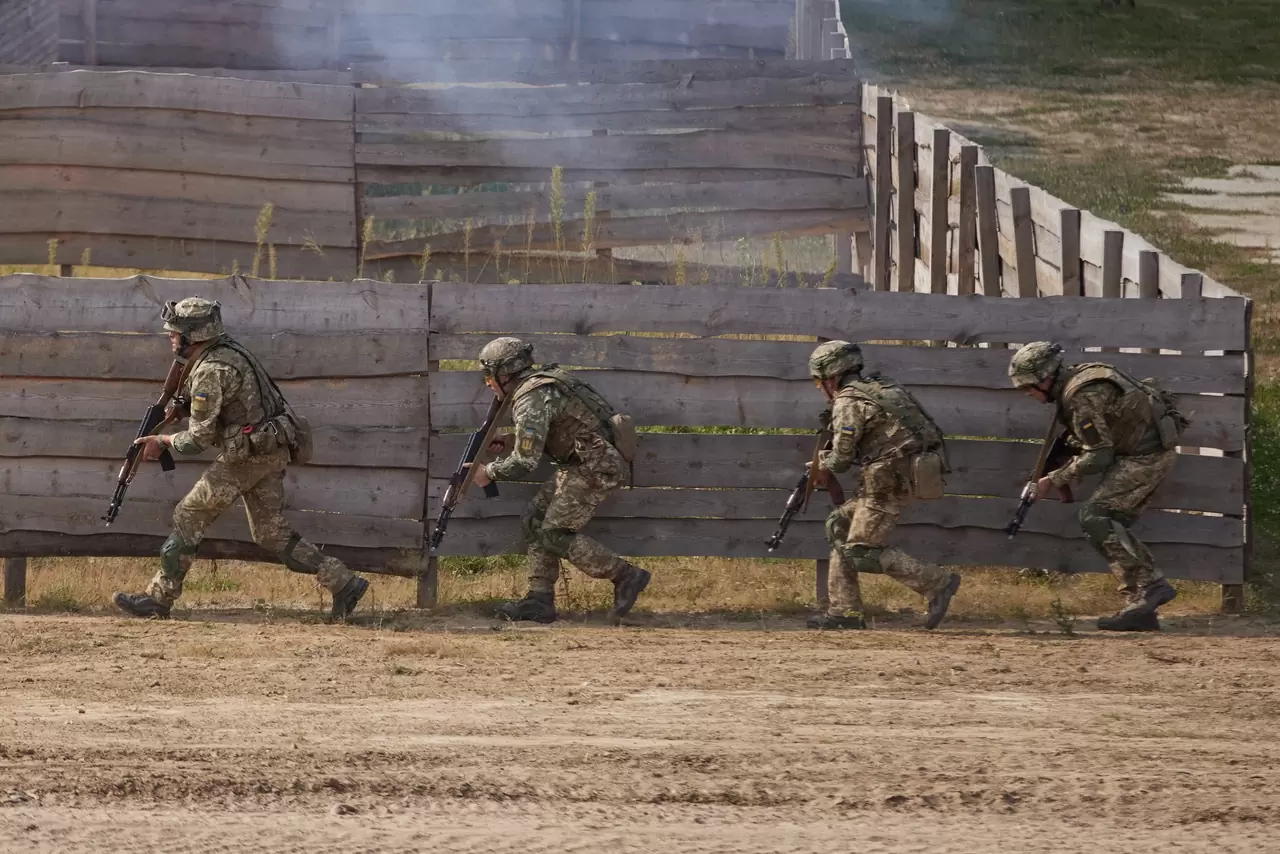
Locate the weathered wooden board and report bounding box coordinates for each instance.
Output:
[0,417,429,469]
[90,0,337,27]
[430,517,1243,583]
[0,0,58,65]
[429,432,1244,515]
[578,17,787,51]
[0,117,353,183]
[0,330,429,379]
[0,70,354,120]
[0,376,430,429]
[578,0,794,26]
[429,369,1242,448]
[428,333,1245,394]
[3,457,426,520]
[0,494,422,548]
[91,19,334,59]
[357,133,858,176]
[358,165,836,188]
[0,190,353,246]
[367,208,867,257]
[358,104,859,135]
[355,75,860,117]
[0,530,424,575]
[362,178,867,222]
[430,284,1249,351]
[0,275,431,334]
[352,57,857,86]
[58,41,342,70]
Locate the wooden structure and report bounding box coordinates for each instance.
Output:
[0,0,58,64]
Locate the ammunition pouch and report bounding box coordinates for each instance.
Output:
[909,450,946,501]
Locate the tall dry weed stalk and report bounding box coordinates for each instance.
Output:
[550,165,566,283]
[581,189,598,283]
[357,215,375,279]
[46,238,58,267]
[252,203,275,278]
[416,242,433,283]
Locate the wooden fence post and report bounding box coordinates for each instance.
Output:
[1139,250,1159,354]
[1060,209,1082,297]
[929,128,949,294]
[83,0,98,66]
[567,0,583,61]
[1010,187,1038,298]
[974,165,1000,297]
[1230,297,1254,616]
[895,112,916,292]
[419,284,439,609]
[872,95,893,291]
[4,558,26,608]
[957,146,978,296]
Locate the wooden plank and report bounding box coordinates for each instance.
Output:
[1182,271,1203,300]
[894,111,916,293]
[83,0,96,66]
[0,275,431,334]
[0,117,353,183]
[355,73,860,117]
[928,127,949,294]
[3,557,24,607]
[359,164,829,188]
[367,208,867,257]
[1139,250,1160,355]
[0,70,354,120]
[93,0,337,27]
[0,417,429,469]
[344,0,568,17]
[429,517,1242,584]
[0,330,429,380]
[872,95,892,291]
[429,283,1250,352]
[358,103,858,135]
[2,457,427,520]
[0,494,423,548]
[1060,208,1082,297]
[1102,230,1124,299]
[429,369,1243,448]
[357,132,857,177]
[0,376,430,429]
[0,235,357,282]
[0,530,423,576]
[975,164,999,297]
[352,57,856,86]
[0,190,354,246]
[362,178,867,222]
[956,145,978,296]
[428,333,1245,394]
[1009,187,1038,298]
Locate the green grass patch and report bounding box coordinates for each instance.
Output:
[1249,382,1280,609]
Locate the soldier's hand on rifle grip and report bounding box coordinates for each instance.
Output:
[1034,476,1055,501]
[134,434,170,463]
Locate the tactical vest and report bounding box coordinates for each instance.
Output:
[836,373,946,464]
[1059,363,1182,455]
[513,365,620,464]
[187,337,300,458]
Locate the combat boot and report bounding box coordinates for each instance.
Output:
[1097,611,1161,632]
[330,576,368,622]
[608,563,651,625]
[1097,578,1175,632]
[806,613,867,630]
[496,591,557,624]
[112,592,171,619]
[925,572,963,630]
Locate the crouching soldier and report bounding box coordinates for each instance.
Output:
[807,341,963,630]
[1008,342,1187,631]
[469,337,650,625]
[113,297,369,621]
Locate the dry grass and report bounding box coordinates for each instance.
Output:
[14,553,1221,623]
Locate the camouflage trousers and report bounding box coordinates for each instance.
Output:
[824,459,951,617]
[1078,450,1176,596]
[520,444,628,595]
[146,447,355,607]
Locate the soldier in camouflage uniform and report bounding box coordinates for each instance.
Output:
[1009,342,1184,631]
[806,341,963,630]
[468,337,650,625]
[113,297,369,621]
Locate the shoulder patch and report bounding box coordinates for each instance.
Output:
[517,425,538,456]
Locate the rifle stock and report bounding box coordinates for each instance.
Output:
[104,358,188,526]
[429,393,510,552]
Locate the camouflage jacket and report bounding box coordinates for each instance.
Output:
[484,367,616,481]
[170,338,280,457]
[819,373,943,475]
[1047,363,1167,487]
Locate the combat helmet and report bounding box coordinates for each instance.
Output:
[1008,341,1064,388]
[478,336,534,378]
[808,340,863,380]
[162,297,223,343]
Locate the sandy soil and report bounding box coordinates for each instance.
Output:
[1,610,1279,852]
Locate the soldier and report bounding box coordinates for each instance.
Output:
[112,297,369,621]
[468,337,650,625]
[807,341,963,630]
[1008,342,1185,631]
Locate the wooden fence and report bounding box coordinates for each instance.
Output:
[52,0,797,70]
[0,0,58,64]
[0,276,1251,609]
[0,62,869,284]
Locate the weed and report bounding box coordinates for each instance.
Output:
[252,203,274,278]
[32,583,83,613]
[1050,597,1078,637]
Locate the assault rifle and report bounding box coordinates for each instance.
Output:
[765,410,846,552]
[429,393,510,552]
[1005,415,1075,539]
[104,357,188,526]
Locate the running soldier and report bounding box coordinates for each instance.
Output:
[113,297,369,621]
[469,337,650,625]
[807,341,963,630]
[1008,342,1186,631]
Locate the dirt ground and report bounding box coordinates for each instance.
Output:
[2,610,1278,853]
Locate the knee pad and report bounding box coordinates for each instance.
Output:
[159,531,198,579]
[534,526,576,560]
[825,508,851,549]
[840,543,885,574]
